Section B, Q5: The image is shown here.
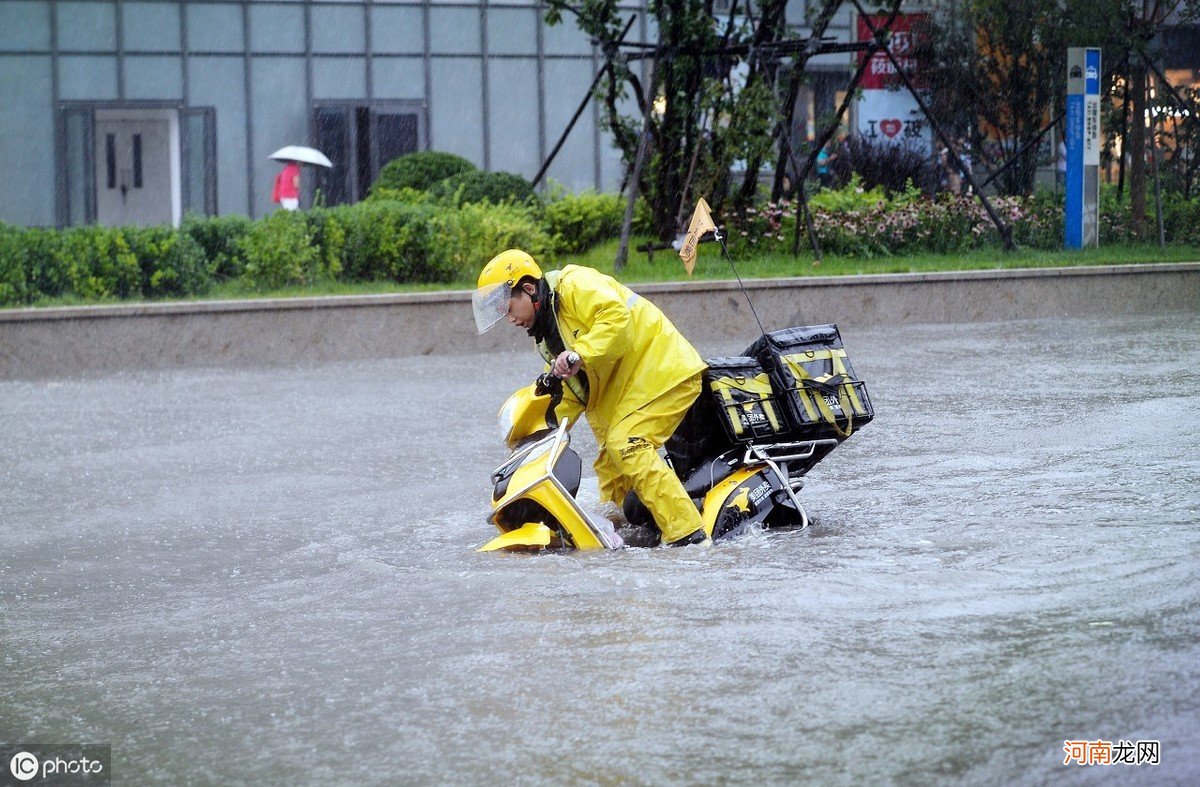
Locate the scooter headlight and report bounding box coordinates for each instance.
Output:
[497,395,519,445]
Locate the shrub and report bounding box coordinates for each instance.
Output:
[59,226,142,300]
[325,200,453,283]
[543,190,627,254]
[123,225,211,297]
[432,201,552,281]
[363,185,436,205]
[430,170,539,208]
[372,151,476,193]
[1012,189,1063,248]
[183,213,252,280]
[0,223,32,306]
[237,211,322,289]
[1161,193,1200,244]
[832,137,943,195]
[733,189,1055,258]
[302,208,347,281]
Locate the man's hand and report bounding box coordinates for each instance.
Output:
[553,351,583,378]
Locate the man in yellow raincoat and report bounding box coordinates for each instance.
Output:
[473,249,709,546]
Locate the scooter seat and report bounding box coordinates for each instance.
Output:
[680,452,739,497]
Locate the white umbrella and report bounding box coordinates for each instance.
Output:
[269,145,333,168]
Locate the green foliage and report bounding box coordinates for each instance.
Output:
[808,175,889,212]
[430,170,539,208]
[364,185,436,205]
[123,225,210,297]
[58,226,142,300]
[182,213,252,280]
[302,208,347,281]
[1161,193,1200,245]
[8,176,1200,310]
[732,188,1076,257]
[237,211,323,290]
[543,190,627,254]
[372,151,477,193]
[324,201,452,283]
[431,201,553,280]
[0,223,32,306]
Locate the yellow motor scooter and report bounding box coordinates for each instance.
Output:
[478,353,845,552]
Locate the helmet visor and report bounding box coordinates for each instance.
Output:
[472,282,511,334]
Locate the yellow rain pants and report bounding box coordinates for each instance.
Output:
[592,372,704,543]
[540,265,707,543]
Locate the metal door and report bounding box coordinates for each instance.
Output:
[95,118,172,226]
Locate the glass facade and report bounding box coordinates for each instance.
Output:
[0,0,858,227]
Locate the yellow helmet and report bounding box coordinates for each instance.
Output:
[472,249,543,333]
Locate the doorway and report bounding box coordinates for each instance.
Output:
[57,103,216,228]
[95,112,175,227]
[311,101,425,205]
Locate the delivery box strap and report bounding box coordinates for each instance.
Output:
[783,356,867,416]
[781,347,849,369]
[712,378,785,435]
[782,359,858,438]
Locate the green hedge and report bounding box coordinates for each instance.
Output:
[544,190,627,254]
[731,180,1200,257]
[372,151,476,193]
[430,170,539,208]
[4,172,1199,308]
[0,222,211,305]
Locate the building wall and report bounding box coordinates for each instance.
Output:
[0,0,655,226]
[0,0,863,228]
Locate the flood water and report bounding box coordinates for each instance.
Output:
[2,314,1198,785]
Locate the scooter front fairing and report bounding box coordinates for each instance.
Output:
[480,420,622,552]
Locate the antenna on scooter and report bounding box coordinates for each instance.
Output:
[712,226,768,339]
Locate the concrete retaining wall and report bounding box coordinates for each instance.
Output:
[2,263,1197,379]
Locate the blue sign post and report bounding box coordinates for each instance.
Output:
[1065,47,1101,248]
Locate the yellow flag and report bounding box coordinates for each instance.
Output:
[678,198,717,275]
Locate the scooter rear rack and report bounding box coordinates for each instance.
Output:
[743,439,840,530]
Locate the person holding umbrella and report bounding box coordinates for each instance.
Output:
[271,159,301,211]
[268,146,334,211]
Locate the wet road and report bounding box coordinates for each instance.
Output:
[2,314,1198,785]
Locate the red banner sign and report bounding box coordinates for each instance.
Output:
[857,13,927,91]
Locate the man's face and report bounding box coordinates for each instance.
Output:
[507,284,537,329]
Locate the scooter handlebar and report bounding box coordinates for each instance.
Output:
[535,352,580,395]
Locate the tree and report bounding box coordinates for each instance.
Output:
[915,0,1198,211]
[543,0,866,241]
[914,1,1069,196]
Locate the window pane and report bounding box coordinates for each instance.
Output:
[65,110,92,225]
[312,6,364,54]
[430,8,479,55]
[59,55,119,100]
[249,5,303,54]
[123,1,181,52]
[371,7,424,55]
[0,1,51,52]
[486,8,536,57]
[58,1,117,52]
[186,3,243,54]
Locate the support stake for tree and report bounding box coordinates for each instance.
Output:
[531,15,637,189]
[616,110,654,273]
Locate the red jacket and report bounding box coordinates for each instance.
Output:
[272,162,300,202]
